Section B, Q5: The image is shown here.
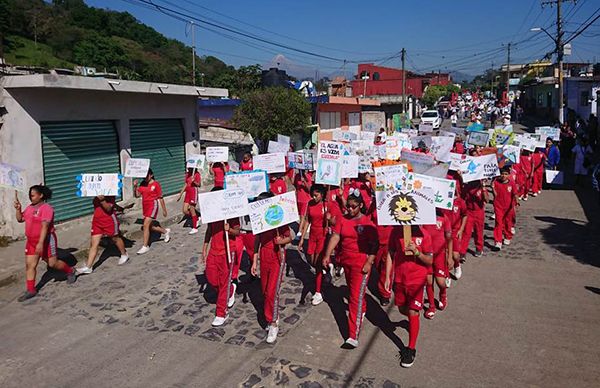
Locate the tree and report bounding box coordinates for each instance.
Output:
[233,87,311,144]
[421,85,447,107]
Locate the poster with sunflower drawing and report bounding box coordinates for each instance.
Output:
[375,187,436,226]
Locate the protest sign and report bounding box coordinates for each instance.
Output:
[444,127,466,137]
[411,135,433,150]
[253,153,286,174]
[123,158,150,178]
[418,124,434,133]
[0,162,27,192]
[76,173,121,197]
[249,191,299,234]
[362,111,386,132]
[466,122,485,132]
[228,160,240,172]
[490,128,514,147]
[316,141,343,185]
[439,130,457,139]
[277,134,290,145]
[374,164,411,191]
[360,131,376,143]
[333,130,358,142]
[402,128,419,137]
[467,131,490,147]
[225,170,269,199]
[412,173,455,210]
[430,136,454,163]
[457,154,500,183]
[287,151,314,170]
[358,157,373,174]
[536,126,560,141]
[185,154,206,170]
[514,135,536,152]
[341,155,360,178]
[545,170,564,185]
[501,145,520,164]
[401,149,436,174]
[375,188,436,226]
[198,188,249,224]
[206,146,229,163]
[268,141,290,154]
[448,152,466,171]
[318,141,344,160]
[385,139,402,160]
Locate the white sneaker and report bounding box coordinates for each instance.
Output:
[137,246,150,255]
[266,325,279,343]
[531,193,538,197]
[117,255,129,265]
[510,227,516,235]
[445,277,452,288]
[503,239,511,246]
[211,315,228,327]
[523,196,528,201]
[328,263,334,274]
[494,242,502,250]
[189,228,199,235]
[228,283,237,308]
[454,266,462,279]
[312,292,323,306]
[76,266,93,275]
[537,191,541,195]
[343,338,359,349]
[164,228,171,243]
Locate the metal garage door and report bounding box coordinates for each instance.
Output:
[129,119,185,195]
[41,121,120,222]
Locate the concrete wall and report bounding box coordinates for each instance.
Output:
[0,87,199,238]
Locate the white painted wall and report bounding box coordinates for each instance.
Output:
[0,87,200,238]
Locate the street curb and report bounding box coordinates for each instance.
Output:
[0,214,182,290]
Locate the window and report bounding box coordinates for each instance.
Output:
[581,91,589,107]
[319,111,341,129]
[373,72,380,81]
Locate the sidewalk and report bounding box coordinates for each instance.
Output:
[0,195,188,289]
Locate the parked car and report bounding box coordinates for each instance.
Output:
[420,110,442,129]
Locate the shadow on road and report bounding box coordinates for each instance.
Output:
[584,286,600,295]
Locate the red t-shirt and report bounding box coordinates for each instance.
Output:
[453,141,465,154]
[208,218,240,256]
[371,211,392,247]
[463,181,485,212]
[258,226,290,257]
[92,196,118,229]
[532,152,545,171]
[326,190,344,219]
[23,203,55,240]
[270,178,287,195]
[389,226,432,284]
[493,179,517,210]
[138,181,163,203]
[212,165,227,187]
[293,171,313,204]
[332,215,378,263]
[422,213,451,255]
[306,200,327,231]
[240,160,253,171]
[519,155,533,175]
[450,197,467,235]
[186,171,201,189]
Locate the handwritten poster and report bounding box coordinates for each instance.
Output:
[248,191,299,234]
[490,128,514,147]
[123,158,150,178]
[401,149,436,174]
[430,136,454,163]
[501,145,520,164]
[185,154,206,170]
[206,147,229,163]
[333,130,358,142]
[456,154,500,183]
[287,151,314,170]
[0,162,27,192]
[253,153,286,174]
[267,141,290,154]
[375,187,436,226]
[316,141,343,185]
[412,173,456,210]
[224,170,269,199]
[197,188,249,224]
[76,173,121,197]
[418,124,434,133]
[341,155,359,178]
[536,126,560,141]
[277,134,291,145]
[374,164,411,191]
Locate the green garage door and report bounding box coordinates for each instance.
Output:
[41,121,120,222]
[130,119,185,195]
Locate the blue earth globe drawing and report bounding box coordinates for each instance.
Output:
[264,204,284,226]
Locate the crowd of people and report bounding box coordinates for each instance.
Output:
[13,123,565,368]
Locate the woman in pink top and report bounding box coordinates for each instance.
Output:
[14,185,76,301]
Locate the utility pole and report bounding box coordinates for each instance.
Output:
[491,61,495,97]
[505,43,511,104]
[191,21,196,86]
[401,48,406,113]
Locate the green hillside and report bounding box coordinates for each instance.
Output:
[4,35,74,69]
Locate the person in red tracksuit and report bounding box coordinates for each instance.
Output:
[298,184,329,306]
[240,153,254,171]
[461,179,488,257]
[210,162,229,189]
[371,209,393,306]
[423,209,452,319]
[531,148,546,196]
[385,225,434,368]
[517,150,533,200]
[294,170,313,235]
[177,167,201,235]
[346,173,374,210]
[322,193,378,349]
[202,193,241,327]
[251,193,292,344]
[14,185,76,301]
[449,195,467,278]
[269,174,287,195]
[134,169,170,255]
[492,166,518,250]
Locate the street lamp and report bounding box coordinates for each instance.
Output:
[531,26,564,124]
[361,74,369,97]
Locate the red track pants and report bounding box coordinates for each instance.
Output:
[205,252,234,318]
[461,209,485,254]
[260,248,285,324]
[375,244,391,299]
[493,205,514,243]
[342,258,370,340]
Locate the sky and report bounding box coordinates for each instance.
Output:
[86,0,600,80]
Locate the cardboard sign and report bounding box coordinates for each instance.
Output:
[0,162,27,192]
[76,173,121,197]
[412,173,456,210]
[536,126,560,141]
[501,145,520,164]
[268,141,290,154]
[197,188,249,224]
[206,147,229,163]
[277,134,290,145]
[253,153,286,174]
[333,130,358,142]
[418,124,434,133]
[467,131,490,147]
[287,151,314,170]
[341,155,360,178]
[375,188,436,226]
[248,191,299,234]
[430,136,454,163]
[224,170,269,199]
[186,154,206,170]
[457,154,500,183]
[316,141,343,185]
[374,164,411,191]
[545,170,564,185]
[123,158,150,178]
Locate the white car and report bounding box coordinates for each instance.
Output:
[420,110,442,129]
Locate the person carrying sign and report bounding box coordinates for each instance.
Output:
[210,162,229,189]
[177,167,201,235]
[460,178,488,258]
[14,185,76,301]
[240,153,254,171]
[423,210,452,319]
[134,169,171,255]
[322,193,378,350]
[251,192,292,344]
[492,166,518,250]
